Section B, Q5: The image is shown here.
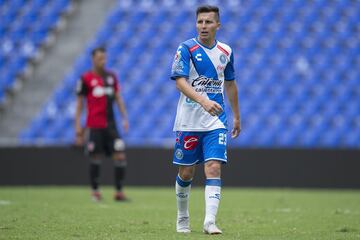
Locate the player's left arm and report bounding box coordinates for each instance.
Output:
[113,73,129,133]
[224,80,241,138]
[115,93,129,133]
[223,50,241,138]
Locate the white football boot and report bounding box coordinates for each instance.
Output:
[176,216,191,233]
[203,222,222,234]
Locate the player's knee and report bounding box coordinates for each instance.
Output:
[113,152,126,161]
[90,154,104,164]
[179,172,192,181]
[205,161,221,178]
[179,167,195,181]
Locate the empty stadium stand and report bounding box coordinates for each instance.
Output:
[0,0,70,104]
[14,0,359,147]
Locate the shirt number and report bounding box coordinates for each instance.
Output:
[219,133,227,145]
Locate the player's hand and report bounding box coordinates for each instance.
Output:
[200,99,223,116]
[75,128,85,146]
[122,119,129,133]
[231,118,241,139]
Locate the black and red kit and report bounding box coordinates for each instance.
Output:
[76,70,119,128]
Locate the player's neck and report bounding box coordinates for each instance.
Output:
[197,37,216,48]
[93,68,106,76]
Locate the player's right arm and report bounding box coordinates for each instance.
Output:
[171,43,222,116]
[75,77,86,145]
[175,77,223,116]
[75,96,84,140]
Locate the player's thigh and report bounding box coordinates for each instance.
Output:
[173,131,203,166]
[85,128,106,156]
[202,128,227,163]
[106,126,126,159]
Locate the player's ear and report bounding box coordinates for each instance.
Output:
[216,22,221,31]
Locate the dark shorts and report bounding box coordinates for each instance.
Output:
[85,125,125,156]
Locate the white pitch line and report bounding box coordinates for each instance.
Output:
[0,200,12,205]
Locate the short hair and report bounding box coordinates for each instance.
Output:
[91,46,106,56]
[196,5,220,21]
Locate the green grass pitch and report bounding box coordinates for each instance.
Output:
[0,187,359,239]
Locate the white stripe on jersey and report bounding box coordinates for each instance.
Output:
[171,38,235,132]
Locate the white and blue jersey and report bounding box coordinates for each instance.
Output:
[171,38,235,132]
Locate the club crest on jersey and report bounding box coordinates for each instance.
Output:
[220,54,227,64]
[184,136,199,150]
[175,149,184,159]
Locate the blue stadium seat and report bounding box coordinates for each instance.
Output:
[19,0,359,147]
[0,0,70,106]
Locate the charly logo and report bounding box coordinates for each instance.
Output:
[195,53,202,61]
[220,54,227,64]
[175,149,184,159]
[176,193,188,198]
[184,136,199,150]
[209,193,221,200]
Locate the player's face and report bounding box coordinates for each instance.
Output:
[196,12,220,45]
[92,51,106,70]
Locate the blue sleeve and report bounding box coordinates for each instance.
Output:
[224,52,235,81]
[170,44,191,80]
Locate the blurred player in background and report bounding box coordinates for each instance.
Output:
[75,47,129,202]
[170,5,241,234]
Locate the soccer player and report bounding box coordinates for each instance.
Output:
[75,47,129,202]
[170,5,241,234]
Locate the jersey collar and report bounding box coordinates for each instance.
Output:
[194,37,218,50]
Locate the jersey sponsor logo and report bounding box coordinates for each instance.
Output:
[217,65,225,72]
[92,86,114,98]
[175,149,184,159]
[183,136,199,150]
[185,97,197,107]
[191,76,223,93]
